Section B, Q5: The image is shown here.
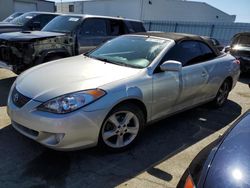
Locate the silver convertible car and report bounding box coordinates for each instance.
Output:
[7,32,240,151]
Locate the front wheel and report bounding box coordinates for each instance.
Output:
[212,79,231,108]
[99,104,145,151]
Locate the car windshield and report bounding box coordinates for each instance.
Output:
[87,36,170,68]
[10,12,38,26]
[3,12,23,22]
[42,16,82,33]
[233,35,250,46]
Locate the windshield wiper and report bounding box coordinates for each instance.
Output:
[89,56,142,68]
[90,56,115,64]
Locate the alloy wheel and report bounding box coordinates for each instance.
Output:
[102,111,140,148]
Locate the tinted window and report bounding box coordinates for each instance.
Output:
[42,16,82,33]
[232,35,250,46]
[10,12,38,26]
[125,21,146,33]
[107,19,125,36]
[162,41,215,66]
[130,21,146,32]
[69,5,74,12]
[80,18,107,36]
[29,14,57,29]
[163,41,201,66]
[199,42,216,61]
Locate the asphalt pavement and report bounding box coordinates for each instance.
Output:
[0,68,249,188]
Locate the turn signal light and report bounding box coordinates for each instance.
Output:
[184,175,196,188]
[234,59,240,65]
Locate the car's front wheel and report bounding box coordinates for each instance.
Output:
[99,103,145,151]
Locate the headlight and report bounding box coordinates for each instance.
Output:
[37,89,106,114]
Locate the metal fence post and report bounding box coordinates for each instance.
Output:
[174,23,178,32]
[210,24,215,37]
[148,21,152,31]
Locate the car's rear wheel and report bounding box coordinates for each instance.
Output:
[99,104,145,151]
[212,79,231,107]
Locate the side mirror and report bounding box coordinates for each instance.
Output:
[223,46,231,53]
[32,21,41,30]
[160,60,182,72]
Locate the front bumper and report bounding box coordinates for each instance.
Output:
[7,96,109,151]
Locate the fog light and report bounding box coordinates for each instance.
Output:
[55,133,65,143]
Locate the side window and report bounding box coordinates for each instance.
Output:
[130,21,146,33]
[162,41,202,66]
[80,18,108,36]
[107,19,125,36]
[30,14,57,29]
[69,5,74,12]
[198,42,216,62]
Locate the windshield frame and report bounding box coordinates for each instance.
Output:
[86,35,171,69]
[10,12,38,26]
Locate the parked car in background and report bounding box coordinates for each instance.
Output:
[177,110,250,188]
[225,32,250,73]
[0,14,146,73]
[7,32,240,151]
[202,36,224,51]
[0,12,60,34]
[2,12,24,23]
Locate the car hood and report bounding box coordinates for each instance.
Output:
[16,55,141,102]
[0,31,65,42]
[204,112,250,188]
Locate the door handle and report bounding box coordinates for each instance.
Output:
[201,71,207,77]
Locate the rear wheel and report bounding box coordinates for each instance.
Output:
[99,104,145,151]
[212,79,231,107]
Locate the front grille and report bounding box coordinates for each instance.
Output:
[12,87,31,108]
[13,121,39,137]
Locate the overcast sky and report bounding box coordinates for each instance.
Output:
[50,0,250,23]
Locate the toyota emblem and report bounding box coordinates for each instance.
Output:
[13,93,19,103]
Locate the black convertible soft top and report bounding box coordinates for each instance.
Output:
[135,32,221,56]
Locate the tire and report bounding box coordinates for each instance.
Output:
[212,79,231,108]
[98,103,145,151]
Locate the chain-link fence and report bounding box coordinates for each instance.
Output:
[144,21,250,45]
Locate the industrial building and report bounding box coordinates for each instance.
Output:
[56,0,236,22]
[0,0,55,21]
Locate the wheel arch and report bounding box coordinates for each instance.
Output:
[224,76,233,91]
[107,98,148,124]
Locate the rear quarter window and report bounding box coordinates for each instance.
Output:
[127,21,146,33]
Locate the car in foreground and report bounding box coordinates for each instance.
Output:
[1,12,24,23]
[177,110,250,188]
[225,32,250,73]
[7,32,240,151]
[0,14,145,74]
[0,11,60,34]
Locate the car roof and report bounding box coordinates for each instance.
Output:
[59,14,143,22]
[23,11,61,15]
[134,32,221,55]
[135,32,205,42]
